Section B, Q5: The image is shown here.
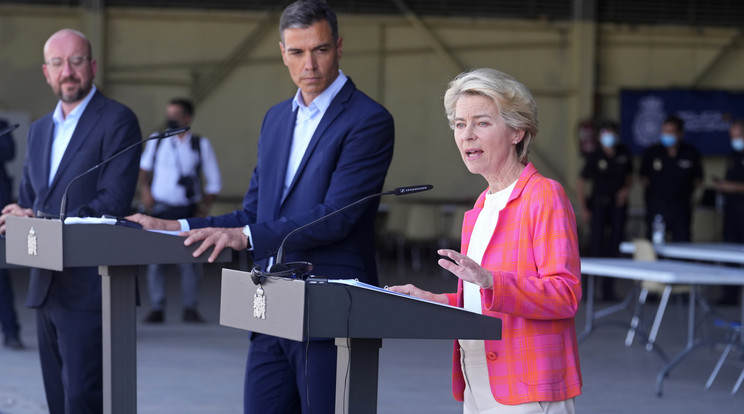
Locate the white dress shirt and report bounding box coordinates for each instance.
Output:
[462,179,517,314]
[49,85,97,185]
[283,70,348,199]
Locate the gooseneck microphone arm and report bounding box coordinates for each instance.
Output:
[273,184,433,269]
[0,123,20,137]
[59,126,190,222]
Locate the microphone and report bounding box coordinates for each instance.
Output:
[0,123,19,137]
[59,126,190,222]
[267,184,433,278]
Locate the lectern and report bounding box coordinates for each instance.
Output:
[4,216,231,414]
[220,269,502,414]
[0,237,18,269]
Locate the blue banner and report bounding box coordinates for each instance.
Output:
[620,89,744,155]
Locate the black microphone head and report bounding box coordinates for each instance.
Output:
[393,184,433,195]
[269,261,313,278]
[0,123,19,137]
[159,126,190,138]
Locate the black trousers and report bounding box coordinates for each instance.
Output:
[0,269,20,339]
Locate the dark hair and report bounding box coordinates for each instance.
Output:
[279,0,338,44]
[169,98,194,117]
[663,115,684,133]
[597,120,619,133]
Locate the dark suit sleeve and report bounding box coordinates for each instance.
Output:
[0,120,14,163]
[17,122,39,209]
[83,105,141,217]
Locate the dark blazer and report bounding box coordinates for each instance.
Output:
[0,118,15,207]
[188,79,394,285]
[19,90,141,309]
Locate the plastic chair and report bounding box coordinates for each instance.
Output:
[705,319,744,395]
[382,202,410,276]
[439,205,469,251]
[403,204,443,271]
[625,239,691,351]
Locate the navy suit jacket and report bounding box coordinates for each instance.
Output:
[19,90,141,310]
[188,78,394,285]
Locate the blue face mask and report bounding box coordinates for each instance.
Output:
[732,137,744,152]
[599,132,616,148]
[660,133,677,148]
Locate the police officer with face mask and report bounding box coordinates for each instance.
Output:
[577,121,633,300]
[640,115,703,242]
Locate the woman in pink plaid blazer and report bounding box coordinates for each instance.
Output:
[391,68,582,413]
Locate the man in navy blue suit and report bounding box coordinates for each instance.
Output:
[0,29,141,413]
[129,1,395,412]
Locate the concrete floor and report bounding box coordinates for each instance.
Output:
[0,260,743,413]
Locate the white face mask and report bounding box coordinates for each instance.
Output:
[732,137,744,152]
[599,132,616,148]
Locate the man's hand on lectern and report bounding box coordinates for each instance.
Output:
[0,203,34,235]
[183,227,247,263]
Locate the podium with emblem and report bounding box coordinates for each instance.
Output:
[220,269,503,414]
[4,216,231,414]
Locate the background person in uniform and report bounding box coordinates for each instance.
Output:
[138,98,222,323]
[390,68,582,414]
[640,115,703,242]
[127,1,395,412]
[713,119,744,305]
[0,117,23,349]
[0,29,141,413]
[576,120,632,300]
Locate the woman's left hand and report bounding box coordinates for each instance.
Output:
[387,284,448,304]
[437,249,493,289]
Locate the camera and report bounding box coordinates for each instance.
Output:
[177,175,196,199]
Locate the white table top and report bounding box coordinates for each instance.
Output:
[618,242,744,264]
[581,258,744,285]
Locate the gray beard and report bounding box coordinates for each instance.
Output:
[57,82,91,103]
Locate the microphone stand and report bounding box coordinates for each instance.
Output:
[249,185,433,284]
[59,127,190,222]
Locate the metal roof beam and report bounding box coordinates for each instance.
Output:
[389,0,464,76]
[189,3,286,104]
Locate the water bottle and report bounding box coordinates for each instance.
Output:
[652,214,665,244]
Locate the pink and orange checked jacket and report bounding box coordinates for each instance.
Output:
[444,163,583,405]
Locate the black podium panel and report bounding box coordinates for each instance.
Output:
[305,282,502,340]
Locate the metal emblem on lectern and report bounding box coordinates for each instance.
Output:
[27,227,38,256]
[253,284,266,319]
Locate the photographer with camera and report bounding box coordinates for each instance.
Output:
[138,98,222,323]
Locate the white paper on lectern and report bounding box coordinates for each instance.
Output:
[63,217,184,236]
[63,217,117,225]
[327,278,478,313]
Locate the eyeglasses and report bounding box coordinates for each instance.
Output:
[45,56,90,70]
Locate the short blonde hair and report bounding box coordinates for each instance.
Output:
[444,68,538,164]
